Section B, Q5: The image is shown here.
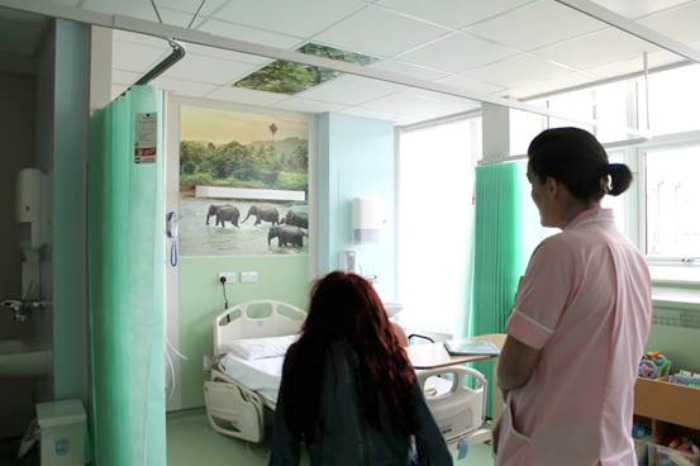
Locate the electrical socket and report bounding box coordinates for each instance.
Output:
[218,272,237,283]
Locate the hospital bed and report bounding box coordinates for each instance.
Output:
[203,299,490,446]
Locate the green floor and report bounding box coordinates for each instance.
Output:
[166,410,494,466]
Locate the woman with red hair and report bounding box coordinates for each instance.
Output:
[269,271,451,466]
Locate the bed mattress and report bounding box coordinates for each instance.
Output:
[219,353,284,406]
[218,352,455,409]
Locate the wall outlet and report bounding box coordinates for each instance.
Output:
[217,272,237,283]
[203,355,211,371]
[240,271,258,283]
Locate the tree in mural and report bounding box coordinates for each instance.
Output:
[179,137,308,192]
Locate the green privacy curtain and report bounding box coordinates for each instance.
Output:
[88,85,165,466]
[468,159,546,418]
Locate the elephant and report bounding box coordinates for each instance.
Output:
[242,204,279,225]
[268,225,307,248]
[283,209,308,229]
[206,204,240,228]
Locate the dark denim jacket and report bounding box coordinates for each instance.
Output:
[269,341,452,466]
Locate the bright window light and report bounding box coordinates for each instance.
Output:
[645,144,700,258]
[398,118,481,335]
[510,105,546,156]
[648,65,700,135]
[594,81,631,143]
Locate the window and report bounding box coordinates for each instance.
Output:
[644,144,700,259]
[647,65,700,135]
[397,117,481,334]
[509,106,546,156]
[594,81,633,143]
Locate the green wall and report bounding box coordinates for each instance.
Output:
[177,255,310,409]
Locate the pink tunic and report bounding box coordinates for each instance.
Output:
[497,208,652,466]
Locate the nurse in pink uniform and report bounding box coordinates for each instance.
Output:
[494,127,652,466]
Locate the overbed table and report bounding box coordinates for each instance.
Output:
[406,333,507,430]
[406,333,506,369]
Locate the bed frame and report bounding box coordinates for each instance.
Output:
[204,299,491,449]
[204,300,305,442]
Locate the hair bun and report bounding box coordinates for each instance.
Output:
[608,163,633,196]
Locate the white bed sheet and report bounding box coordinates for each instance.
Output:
[219,353,284,406]
[218,352,455,408]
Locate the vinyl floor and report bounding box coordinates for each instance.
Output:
[166,409,495,466]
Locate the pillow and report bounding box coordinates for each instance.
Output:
[225,335,297,361]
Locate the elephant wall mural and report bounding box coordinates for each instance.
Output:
[268,225,307,247]
[177,105,310,256]
[206,204,240,228]
[242,204,280,226]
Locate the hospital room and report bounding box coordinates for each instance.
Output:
[0,0,699,465]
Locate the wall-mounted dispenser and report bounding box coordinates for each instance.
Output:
[16,168,47,251]
[352,197,385,245]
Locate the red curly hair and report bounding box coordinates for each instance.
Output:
[280,271,416,443]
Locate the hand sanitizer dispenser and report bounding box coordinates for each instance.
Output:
[17,168,47,250]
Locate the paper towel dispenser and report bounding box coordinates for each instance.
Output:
[352,197,385,245]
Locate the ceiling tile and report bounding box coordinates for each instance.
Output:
[196,18,304,49]
[163,54,256,85]
[396,32,517,74]
[314,6,450,58]
[465,0,605,51]
[112,70,218,98]
[585,47,690,81]
[213,0,366,37]
[638,1,700,45]
[534,28,661,70]
[377,0,533,29]
[47,0,81,7]
[205,86,288,105]
[368,59,449,81]
[461,54,572,88]
[83,0,196,28]
[150,0,226,16]
[589,0,692,19]
[273,97,346,113]
[183,42,269,65]
[295,75,402,105]
[113,29,168,48]
[506,72,596,99]
[396,114,438,125]
[113,42,170,72]
[435,74,506,94]
[339,106,403,122]
[363,88,479,119]
[153,77,219,97]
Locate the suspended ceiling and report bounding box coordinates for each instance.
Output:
[1,0,699,125]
